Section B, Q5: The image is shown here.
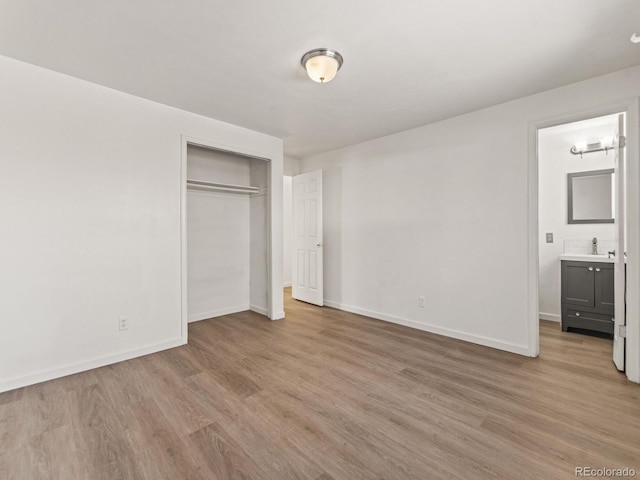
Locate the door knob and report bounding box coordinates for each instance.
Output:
[588,267,593,271]
[595,267,601,272]
[316,243,323,247]
[575,312,581,317]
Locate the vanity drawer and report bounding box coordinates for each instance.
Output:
[563,309,614,334]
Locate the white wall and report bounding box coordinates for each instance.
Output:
[300,65,640,356]
[187,146,251,322]
[283,176,293,287]
[284,156,300,176]
[282,154,299,288]
[538,126,616,322]
[0,55,283,393]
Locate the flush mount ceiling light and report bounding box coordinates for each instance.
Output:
[301,48,343,83]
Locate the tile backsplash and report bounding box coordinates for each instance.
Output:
[564,239,615,255]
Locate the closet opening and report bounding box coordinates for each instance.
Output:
[180,136,274,342]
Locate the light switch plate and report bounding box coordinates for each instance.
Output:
[546,233,553,243]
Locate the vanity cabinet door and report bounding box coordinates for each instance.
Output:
[561,261,595,308]
[594,263,615,313]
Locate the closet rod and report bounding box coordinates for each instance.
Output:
[186,179,261,194]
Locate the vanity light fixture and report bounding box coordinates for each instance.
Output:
[301,48,343,83]
[570,137,616,158]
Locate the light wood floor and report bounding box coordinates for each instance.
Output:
[1,290,639,479]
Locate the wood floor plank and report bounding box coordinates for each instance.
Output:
[66,383,143,478]
[18,425,83,480]
[1,289,639,479]
[315,474,336,480]
[0,387,24,406]
[185,372,325,480]
[188,422,269,480]
[255,367,551,479]
[122,398,210,480]
[137,355,213,437]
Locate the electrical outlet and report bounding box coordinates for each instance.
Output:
[418,296,425,308]
[119,316,128,331]
[546,232,554,243]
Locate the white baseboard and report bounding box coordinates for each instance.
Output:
[323,299,530,356]
[188,305,250,323]
[539,312,561,322]
[250,304,269,316]
[0,337,183,394]
[191,304,279,320]
[283,282,292,288]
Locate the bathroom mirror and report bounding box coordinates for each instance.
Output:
[567,169,614,224]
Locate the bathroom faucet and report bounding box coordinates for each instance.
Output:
[592,237,598,255]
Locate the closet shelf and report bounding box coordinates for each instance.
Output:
[187,179,262,195]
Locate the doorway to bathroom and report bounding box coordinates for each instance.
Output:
[536,111,627,372]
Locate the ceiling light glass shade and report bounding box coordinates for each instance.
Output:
[301,48,343,83]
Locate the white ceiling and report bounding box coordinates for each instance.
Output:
[1,0,639,158]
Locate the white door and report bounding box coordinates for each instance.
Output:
[292,170,323,306]
[613,113,626,371]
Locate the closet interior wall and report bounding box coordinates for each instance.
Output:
[186,145,269,322]
[250,158,269,314]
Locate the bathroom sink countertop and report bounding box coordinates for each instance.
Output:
[560,253,616,263]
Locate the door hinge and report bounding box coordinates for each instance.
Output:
[618,135,627,148]
[618,324,627,338]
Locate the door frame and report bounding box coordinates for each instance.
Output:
[527,98,640,382]
[180,134,284,345]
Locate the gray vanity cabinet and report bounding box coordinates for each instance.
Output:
[561,262,595,307]
[594,266,615,311]
[561,260,614,334]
